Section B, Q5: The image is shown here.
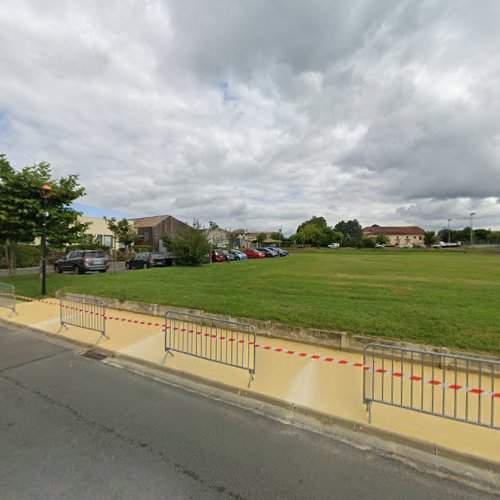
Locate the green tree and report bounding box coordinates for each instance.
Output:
[375,234,388,245]
[300,223,325,247]
[296,216,327,233]
[270,231,283,242]
[438,228,457,243]
[487,231,500,243]
[334,219,363,245]
[255,233,267,244]
[474,228,490,243]
[295,216,337,247]
[455,227,471,243]
[359,237,376,248]
[0,154,88,275]
[105,217,140,256]
[289,232,305,245]
[424,231,438,246]
[331,231,345,245]
[162,220,211,266]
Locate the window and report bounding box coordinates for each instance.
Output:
[103,235,113,247]
[85,251,104,258]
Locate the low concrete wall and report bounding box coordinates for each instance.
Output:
[55,292,499,361]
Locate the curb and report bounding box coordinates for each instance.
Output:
[53,292,500,361]
[1,316,499,475]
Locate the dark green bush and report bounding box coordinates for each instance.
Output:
[133,244,153,252]
[358,237,376,248]
[0,244,41,268]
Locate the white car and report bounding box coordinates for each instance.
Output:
[327,243,340,249]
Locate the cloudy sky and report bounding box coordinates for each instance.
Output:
[1,0,499,233]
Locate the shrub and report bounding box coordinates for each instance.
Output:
[133,244,153,252]
[358,237,376,248]
[0,243,41,268]
[375,234,389,245]
[162,225,211,266]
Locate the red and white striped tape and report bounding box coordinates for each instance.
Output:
[5,292,500,399]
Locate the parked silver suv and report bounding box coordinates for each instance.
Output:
[54,250,109,274]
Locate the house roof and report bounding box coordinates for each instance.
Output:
[363,226,426,236]
[129,215,170,228]
[205,227,231,235]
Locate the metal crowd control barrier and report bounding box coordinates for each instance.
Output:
[363,343,499,430]
[60,294,107,338]
[165,310,256,376]
[0,283,16,313]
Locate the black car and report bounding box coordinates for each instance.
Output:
[54,250,109,274]
[126,252,174,269]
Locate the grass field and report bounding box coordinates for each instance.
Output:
[3,249,500,354]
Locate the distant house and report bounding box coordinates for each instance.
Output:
[205,227,232,247]
[79,216,120,250]
[362,225,425,246]
[232,230,281,248]
[128,215,190,251]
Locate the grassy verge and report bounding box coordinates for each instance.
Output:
[2,248,500,354]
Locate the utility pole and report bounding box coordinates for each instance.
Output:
[40,184,52,296]
[447,218,452,244]
[470,212,476,246]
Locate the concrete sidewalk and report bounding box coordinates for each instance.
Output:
[1,299,499,467]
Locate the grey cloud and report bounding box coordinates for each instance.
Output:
[0,0,500,234]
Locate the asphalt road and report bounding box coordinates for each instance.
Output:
[0,323,495,499]
[0,261,126,276]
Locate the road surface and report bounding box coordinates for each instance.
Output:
[0,261,126,276]
[0,323,496,499]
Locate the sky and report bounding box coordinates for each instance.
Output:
[1,0,500,234]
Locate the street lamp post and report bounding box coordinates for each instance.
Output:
[40,184,52,296]
[470,212,476,246]
[447,218,452,244]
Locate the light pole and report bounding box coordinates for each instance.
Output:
[40,184,52,296]
[447,218,452,244]
[470,212,476,246]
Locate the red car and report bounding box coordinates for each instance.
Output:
[242,248,265,259]
[210,250,228,262]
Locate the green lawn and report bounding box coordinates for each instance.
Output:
[3,249,500,354]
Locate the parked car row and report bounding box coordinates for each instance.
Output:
[53,245,289,274]
[209,247,289,262]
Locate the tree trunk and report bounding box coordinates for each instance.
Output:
[6,241,16,277]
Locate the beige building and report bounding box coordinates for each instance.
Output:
[80,216,120,250]
[362,225,425,246]
[79,214,190,252]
